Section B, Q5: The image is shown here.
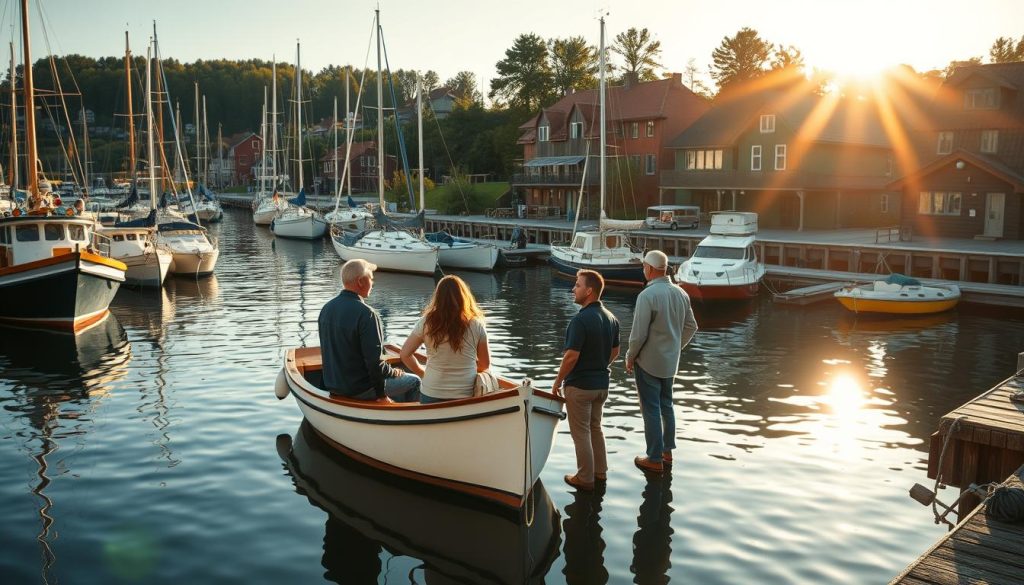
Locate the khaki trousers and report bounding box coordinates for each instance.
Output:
[564,385,609,484]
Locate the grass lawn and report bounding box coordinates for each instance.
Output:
[423,181,509,212]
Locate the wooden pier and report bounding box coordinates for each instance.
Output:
[890,464,1024,585]
[926,369,1024,517]
[772,282,850,305]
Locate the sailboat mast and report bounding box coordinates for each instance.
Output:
[202,95,208,185]
[125,31,135,181]
[146,42,156,208]
[332,96,338,201]
[345,67,352,197]
[20,0,38,195]
[271,59,277,189]
[153,22,166,193]
[259,88,266,194]
[9,42,19,189]
[376,9,384,206]
[194,82,200,184]
[417,74,424,212]
[217,122,223,189]
[295,41,303,190]
[599,16,606,223]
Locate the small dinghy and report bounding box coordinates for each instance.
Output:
[834,273,961,315]
[276,344,565,508]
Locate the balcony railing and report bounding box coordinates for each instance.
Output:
[511,172,592,186]
[659,169,894,191]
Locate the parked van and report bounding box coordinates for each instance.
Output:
[644,205,700,230]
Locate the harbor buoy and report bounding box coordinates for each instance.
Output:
[274,369,289,399]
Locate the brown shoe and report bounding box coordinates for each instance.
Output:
[564,474,594,491]
[634,456,664,473]
[662,451,673,464]
[594,472,607,482]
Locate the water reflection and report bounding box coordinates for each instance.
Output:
[277,421,562,584]
[0,315,131,584]
[631,473,674,584]
[562,483,609,584]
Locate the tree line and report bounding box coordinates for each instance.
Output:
[3,27,1022,188]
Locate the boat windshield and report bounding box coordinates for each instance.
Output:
[692,246,745,260]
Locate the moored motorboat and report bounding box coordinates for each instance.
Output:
[834,274,961,315]
[550,230,645,286]
[277,420,561,583]
[0,213,126,331]
[101,223,172,287]
[156,220,219,276]
[275,344,565,508]
[674,212,764,301]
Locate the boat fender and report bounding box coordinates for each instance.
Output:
[274,369,290,399]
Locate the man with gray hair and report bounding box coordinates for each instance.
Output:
[318,259,420,403]
[626,249,698,473]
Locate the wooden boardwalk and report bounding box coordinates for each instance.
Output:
[890,465,1024,585]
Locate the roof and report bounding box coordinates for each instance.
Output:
[922,61,1024,131]
[319,141,377,163]
[669,74,891,149]
[519,74,707,143]
[227,132,260,149]
[887,148,1024,192]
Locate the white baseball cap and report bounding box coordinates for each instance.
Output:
[642,250,668,270]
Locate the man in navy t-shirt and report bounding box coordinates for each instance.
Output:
[552,269,620,491]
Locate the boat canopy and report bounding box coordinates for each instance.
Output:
[158,220,204,232]
[885,273,921,287]
[288,188,306,207]
[425,231,456,247]
[114,209,156,228]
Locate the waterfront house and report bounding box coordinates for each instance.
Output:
[319,141,397,194]
[398,86,458,123]
[660,71,899,230]
[889,62,1024,240]
[227,132,262,186]
[513,73,709,219]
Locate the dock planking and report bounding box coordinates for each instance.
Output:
[772,281,850,305]
[890,465,1024,585]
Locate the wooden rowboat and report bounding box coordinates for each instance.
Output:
[276,344,565,508]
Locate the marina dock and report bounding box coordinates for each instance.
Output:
[890,464,1024,585]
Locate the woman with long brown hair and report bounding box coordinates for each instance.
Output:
[400,275,491,403]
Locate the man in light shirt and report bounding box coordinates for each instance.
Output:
[625,250,698,473]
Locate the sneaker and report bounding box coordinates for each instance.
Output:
[662,451,673,464]
[634,456,664,473]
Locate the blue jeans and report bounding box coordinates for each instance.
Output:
[350,373,421,402]
[634,365,675,462]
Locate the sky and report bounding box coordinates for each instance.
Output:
[5,0,1022,98]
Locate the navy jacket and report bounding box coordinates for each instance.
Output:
[318,290,397,398]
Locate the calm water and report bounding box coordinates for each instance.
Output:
[2,208,1023,584]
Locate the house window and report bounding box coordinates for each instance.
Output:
[981,130,998,154]
[937,131,953,155]
[629,155,641,170]
[760,114,775,133]
[686,149,724,171]
[368,156,376,168]
[885,155,893,177]
[645,154,656,175]
[570,122,582,139]
[538,125,550,142]
[880,193,889,214]
[964,88,998,110]
[774,144,787,170]
[631,122,639,138]
[252,140,259,149]
[751,145,762,171]
[239,156,248,165]
[918,191,961,216]
[646,121,655,137]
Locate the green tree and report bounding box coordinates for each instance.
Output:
[989,35,1024,63]
[489,33,554,110]
[710,27,773,93]
[549,36,597,95]
[611,27,662,82]
[944,57,982,78]
[683,57,712,99]
[445,71,483,109]
[771,44,804,72]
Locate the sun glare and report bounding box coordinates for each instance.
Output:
[825,374,866,417]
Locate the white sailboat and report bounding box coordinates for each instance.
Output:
[324,73,373,232]
[415,78,498,271]
[271,42,327,240]
[252,61,289,225]
[193,90,223,223]
[146,28,219,277]
[548,17,645,286]
[331,11,438,275]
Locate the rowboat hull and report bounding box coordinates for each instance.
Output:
[277,420,562,583]
[0,252,125,331]
[278,346,565,508]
